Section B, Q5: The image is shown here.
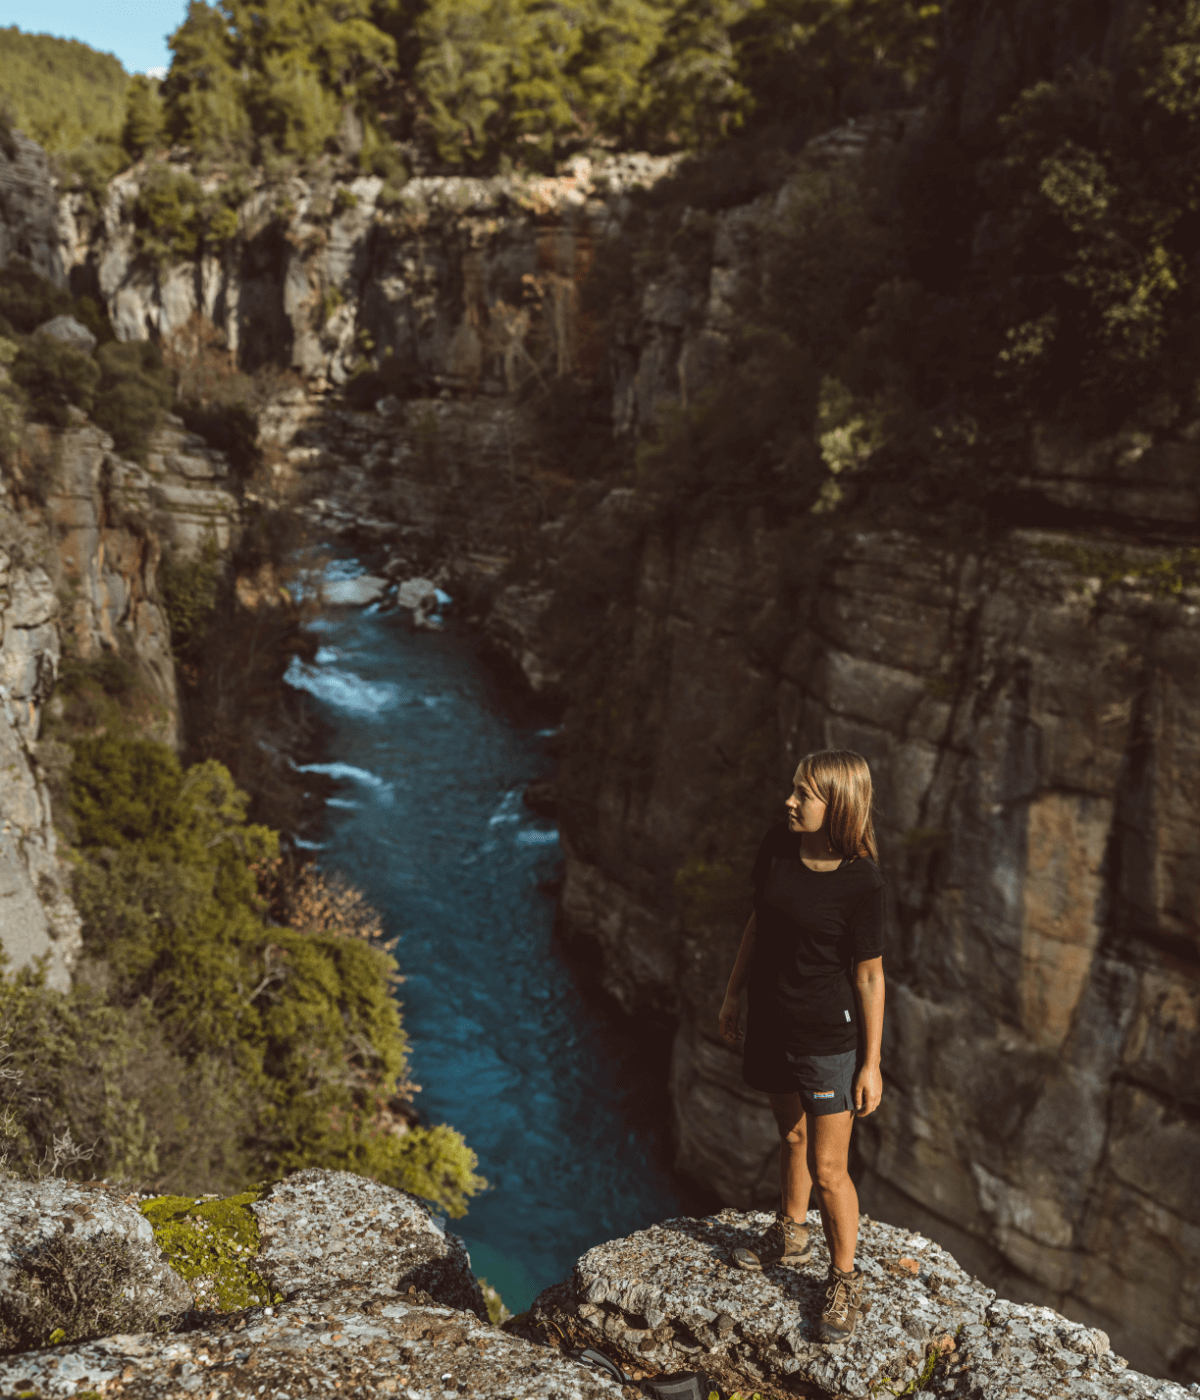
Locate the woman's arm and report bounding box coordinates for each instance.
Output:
[853,955,885,1116]
[718,911,756,1044]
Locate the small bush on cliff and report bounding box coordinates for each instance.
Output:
[0,1232,178,1354]
[0,260,75,334]
[91,340,174,460]
[160,539,222,665]
[131,165,205,264]
[10,334,100,426]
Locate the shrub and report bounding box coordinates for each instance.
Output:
[0,1233,179,1354]
[65,735,485,1215]
[10,334,99,425]
[92,339,173,460]
[159,539,222,662]
[0,973,159,1185]
[131,165,204,265]
[0,259,75,333]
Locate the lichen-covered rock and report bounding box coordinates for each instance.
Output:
[929,1299,1195,1400]
[517,1209,987,1398]
[251,1169,489,1322]
[0,1180,193,1333]
[0,1291,624,1400]
[514,1210,1197,1400]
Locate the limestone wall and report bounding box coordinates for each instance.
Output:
[0,410,240,984]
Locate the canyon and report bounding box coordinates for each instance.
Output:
[0,3,1197,1385]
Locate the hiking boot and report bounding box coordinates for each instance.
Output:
[731,1212,812,1271]
[819,1264,865,1343]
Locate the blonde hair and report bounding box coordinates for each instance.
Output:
[796,749,878,862]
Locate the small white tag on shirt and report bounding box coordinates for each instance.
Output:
[844,1010,851,1022]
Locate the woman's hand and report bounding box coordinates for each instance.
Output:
[854,1062,883,1117]
[718,993,743,1045]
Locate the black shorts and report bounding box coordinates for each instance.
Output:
[742,1037,858,1116]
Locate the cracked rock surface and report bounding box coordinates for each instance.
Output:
[0,1291,622,1400]
[513,1210,1198,1400]
[251,1170,488,1322]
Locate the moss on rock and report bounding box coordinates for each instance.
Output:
[140,1192,280,1311]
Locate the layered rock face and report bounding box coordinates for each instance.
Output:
[0,410,240,980]
[60,153,675,388]
[557,511,1200,1382]
[0,127,65,285]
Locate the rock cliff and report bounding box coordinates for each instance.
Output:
[0,404,240,983]
[1,1169,1195,1400]
[10,19,1199,1378]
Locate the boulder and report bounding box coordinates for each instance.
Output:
[512,1210,1196,1400]
[0,1292,624,1400]
[251,1169,488,1322]
[0,1180,193,1341]
[34,315,97,355]
[322,575,389,607]
[927,1298,1191,1400]
[396,576,442,629]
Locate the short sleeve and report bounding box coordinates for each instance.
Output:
[750,824,786,896]
[848,878,887,961]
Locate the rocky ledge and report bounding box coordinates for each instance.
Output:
[0,1172,1195,1400]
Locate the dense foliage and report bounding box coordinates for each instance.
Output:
[599,0,1200,534]
[0,263,171,461]
[0,27,127,155]
[1,1,939,174]
[1,732,485,1217]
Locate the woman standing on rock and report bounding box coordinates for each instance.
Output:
[718,749,886,1345]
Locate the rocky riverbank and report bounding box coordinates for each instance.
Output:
[0,1168,1195,1400]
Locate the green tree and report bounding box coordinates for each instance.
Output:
[163,0,252,154]
[732,0,941,131]
[0,26,127,154]
[65,736,485,1214]
[122,73,166,157]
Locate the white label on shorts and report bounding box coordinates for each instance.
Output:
[844,1009,851,1022]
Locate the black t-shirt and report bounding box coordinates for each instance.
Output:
[747,822,886,1055]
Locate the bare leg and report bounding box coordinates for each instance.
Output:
[806,1109,858,1272]
[767,1092,812,1222]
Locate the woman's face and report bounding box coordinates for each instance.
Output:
[786,769,828,834]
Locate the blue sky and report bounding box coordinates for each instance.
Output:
[1,0,190,73]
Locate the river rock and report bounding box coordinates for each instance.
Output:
[0,1292,624,1400]
[322,574,389,607]
[0,1180,193,1324]
[515,1210,1197,1400]
[34,315,97,354]
[396,577,442,629]
[251,1168,488,1322]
